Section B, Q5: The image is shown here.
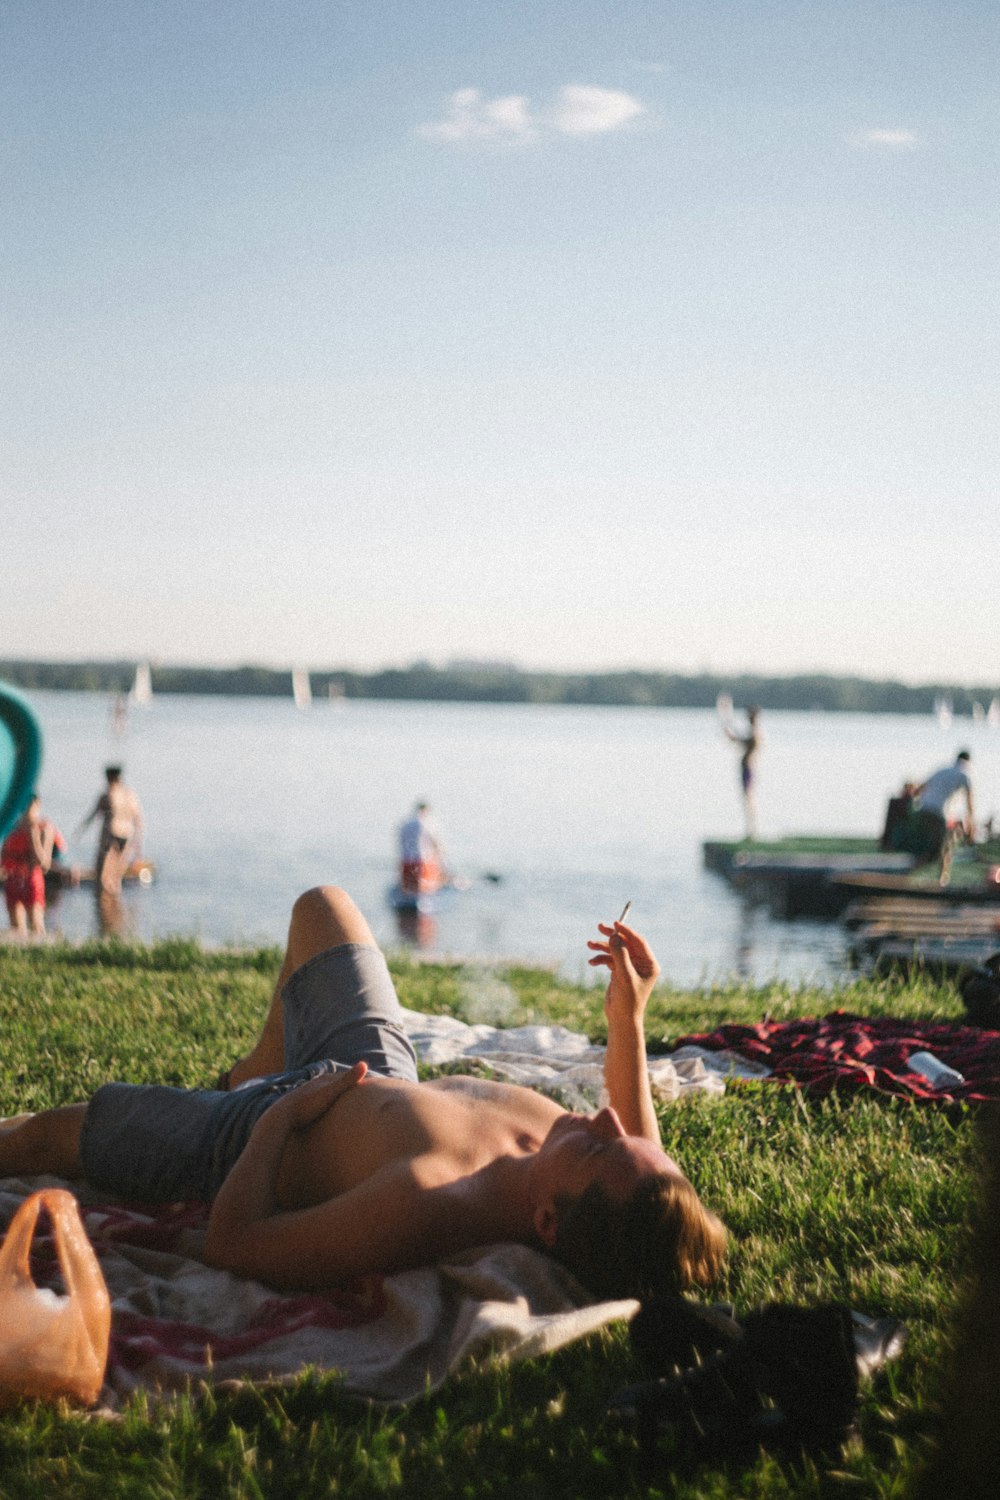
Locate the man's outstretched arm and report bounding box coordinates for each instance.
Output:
[73,797,102,838]
[587,920,662,1146]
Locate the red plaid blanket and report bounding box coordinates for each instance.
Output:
[667,1011,1000,1103]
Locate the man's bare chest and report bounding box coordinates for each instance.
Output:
[276,1074,561,1205]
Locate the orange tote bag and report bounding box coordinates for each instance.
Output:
[0,1188,111,1407]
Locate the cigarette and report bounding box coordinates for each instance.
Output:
[618,900,632,924]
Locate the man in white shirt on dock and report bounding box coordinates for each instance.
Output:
[913,750,974,877]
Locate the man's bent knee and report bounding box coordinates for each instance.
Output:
[291,885,363,936]
[288,885,376,965]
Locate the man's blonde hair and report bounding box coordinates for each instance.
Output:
[552,1172,727,1301]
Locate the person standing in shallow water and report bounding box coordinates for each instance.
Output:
[1,794,55,936]
[723,707,762,841]
[76,765,144,894]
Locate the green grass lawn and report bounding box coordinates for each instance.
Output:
[0,941,984,1499]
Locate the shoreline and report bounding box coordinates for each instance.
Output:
[7,662,1000,717]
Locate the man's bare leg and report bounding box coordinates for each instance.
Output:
[0,1104,87,1179]
[743,790,758,842]
[99,843,128,895]
[225,886,378,1089]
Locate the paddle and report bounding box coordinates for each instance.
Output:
[438,872,504,893]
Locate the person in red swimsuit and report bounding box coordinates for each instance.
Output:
[1,794,55,936]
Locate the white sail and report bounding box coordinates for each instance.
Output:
[130,661,153,706]
[292,668,312,711]
[934,694,952,729]
[988,698,1000,729]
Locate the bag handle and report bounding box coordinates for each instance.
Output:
[47,1188,110,1308]
[0,1190,45,1291]
[45,1190,112,1333]
[0,1190,111,1349]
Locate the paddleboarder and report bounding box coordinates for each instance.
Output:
[398,801,446,896]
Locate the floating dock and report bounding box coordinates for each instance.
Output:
[703,837,915,918]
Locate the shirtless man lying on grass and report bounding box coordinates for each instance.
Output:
[0,885,727,1301]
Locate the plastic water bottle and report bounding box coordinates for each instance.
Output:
[908,1051,965,1090]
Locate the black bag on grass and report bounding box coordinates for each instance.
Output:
[960,954,1000,1029]
[610,1297,904,1472]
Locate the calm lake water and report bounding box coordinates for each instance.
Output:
[17,690,1000,989]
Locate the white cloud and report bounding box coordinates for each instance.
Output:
[850,128,920,149]
[417,88,534,142]
[546,85,646,136]
[417,85,646,144]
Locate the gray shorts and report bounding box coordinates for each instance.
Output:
[79,944,417,1203]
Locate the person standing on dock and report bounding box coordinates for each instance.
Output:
[77,765,144,895]
[722,706,762,840]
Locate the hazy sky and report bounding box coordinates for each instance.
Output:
[4,1,998,681]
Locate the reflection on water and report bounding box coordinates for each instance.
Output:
[45,881,139,941]
[96,888,131,939]
[19,691,1000,988]
[394,908,438,949]
[731,898,757,982]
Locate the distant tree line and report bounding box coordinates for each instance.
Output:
[3,659,999,716]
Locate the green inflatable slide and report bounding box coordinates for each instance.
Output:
[0,683,43,842]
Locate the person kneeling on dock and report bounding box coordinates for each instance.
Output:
[0,886,726,1302]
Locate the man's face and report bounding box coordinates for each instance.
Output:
[533,1107,684,1208]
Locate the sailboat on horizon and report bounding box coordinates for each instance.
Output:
[130,661,153,707]
[292,668,312,711]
